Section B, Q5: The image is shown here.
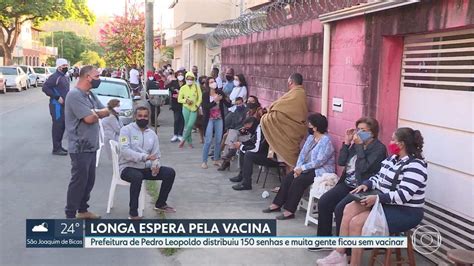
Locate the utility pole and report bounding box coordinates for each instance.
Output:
[144,0,154,97]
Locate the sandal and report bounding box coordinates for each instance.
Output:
[154,205,176,213]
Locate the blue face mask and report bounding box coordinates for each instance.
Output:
[357,130,372,143]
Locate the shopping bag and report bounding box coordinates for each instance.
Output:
[361,196,389,236]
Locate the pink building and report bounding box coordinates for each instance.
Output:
[220,0,473,263]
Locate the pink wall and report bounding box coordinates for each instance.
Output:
[221,19,323,109]
[221,0,474,168]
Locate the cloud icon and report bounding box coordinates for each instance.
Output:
[32,222,48,232]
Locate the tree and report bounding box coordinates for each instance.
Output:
[41,31,103,65]
[80,50,105,68]
[0,0,95,65]
[99,1,144,67]
[45,56,56,66]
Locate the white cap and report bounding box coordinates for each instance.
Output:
[56,58,68,67]
[178,66,185,71]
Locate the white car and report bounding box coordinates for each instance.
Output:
[20,65,39,87]
[91,77,134,125]
[32,67,51,86]
[0,66,28,92]
[0,73,6,93]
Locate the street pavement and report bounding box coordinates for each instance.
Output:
[0,86,434,265]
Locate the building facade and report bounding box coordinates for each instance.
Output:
[163,0,244,74]
[4,21,58,66]
[220,0,473,263]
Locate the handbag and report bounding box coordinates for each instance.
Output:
[349,157,414,202]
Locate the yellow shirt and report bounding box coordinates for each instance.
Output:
[177,83,202,112]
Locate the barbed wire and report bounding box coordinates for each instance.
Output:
[206,0,367,49]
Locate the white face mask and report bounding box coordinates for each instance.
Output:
[186,80,194,86]
[177,75,184,81]
[209,83,217,89]
[233,80,240,87]
[148,77,154,80]
[113,107,121,113]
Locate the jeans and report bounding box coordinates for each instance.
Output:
[65,152,97,218]
[273,170,316,213]
[202,119,223,162]
[173,110,184,136]
[120,166,176,217]
[182,108,197,144]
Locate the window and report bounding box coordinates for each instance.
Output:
[402,28,474,92]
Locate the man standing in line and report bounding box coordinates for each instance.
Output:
[129,64,141,97]
[64,65,110,219]
[42,58,70,156]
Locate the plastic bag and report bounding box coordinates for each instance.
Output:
[361,196,389,236]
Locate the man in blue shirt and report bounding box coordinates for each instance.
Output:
[42,58,71,155]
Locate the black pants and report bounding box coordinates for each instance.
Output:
[121,166,175,216]
[173,109,184,136]
[273,170,316,213]
[65,152,97,218]
[317,182,354,236]
[49,103,65,152]
[150,103,161,126]
[239,151,279,187]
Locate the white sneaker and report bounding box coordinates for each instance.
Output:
[178,136,184,142]
[170,135,178,142]
[316,250,347,266]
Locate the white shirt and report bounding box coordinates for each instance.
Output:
[229,86,248,103]
[216,76,223,89]
[129,69,140,84]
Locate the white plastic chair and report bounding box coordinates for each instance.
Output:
[298,173,339,226]
[96,119,105,167]
[302,184,321,226]
[107,140,145,217]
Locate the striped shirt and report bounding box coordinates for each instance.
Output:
[363,155,428,208]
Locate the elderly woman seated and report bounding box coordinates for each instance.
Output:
[262,113,336,220]
[317,127,428,266]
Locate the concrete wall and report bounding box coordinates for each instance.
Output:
[221,0,474,149]
[222,19,324,108]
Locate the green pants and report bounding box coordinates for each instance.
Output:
[182,107,197,144]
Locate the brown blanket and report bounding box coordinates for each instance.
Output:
[261,86,308,166]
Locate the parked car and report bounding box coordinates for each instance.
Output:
[91,77,134,125]
[32,66,50,86]
[47,67,57,76]
[20,65,39,87]
[0,66,28,92]
[0,73,6,93]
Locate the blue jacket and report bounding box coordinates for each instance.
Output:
[42,70,70,102]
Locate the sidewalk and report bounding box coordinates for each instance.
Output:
[138,108,435,266]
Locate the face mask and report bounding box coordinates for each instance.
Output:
[186,80,194,86]
[148,77,154,80]
[177,75,184,81]
[308,128,314,135]
[357,130,372,143]
[233,80,240,87]
[136,119,148,129]
[388,142,401,155]
[247,102,258,109]
[113,107,121,113]
[236,105,244,111]
[209,83,217,89]
[61,67,68,74]
[91,78,101,89]
[226,75,233,81]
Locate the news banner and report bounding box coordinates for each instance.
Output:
[26,219,407,249]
